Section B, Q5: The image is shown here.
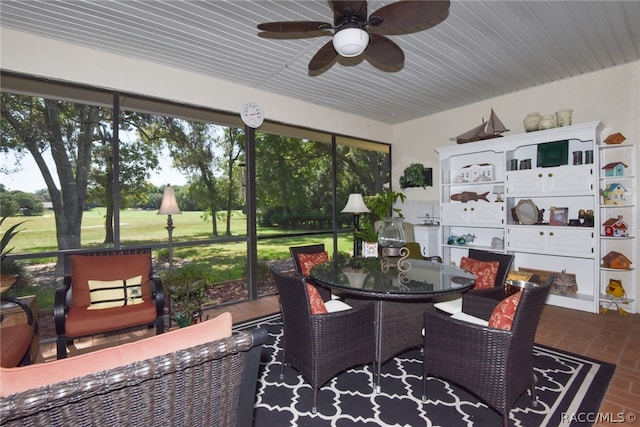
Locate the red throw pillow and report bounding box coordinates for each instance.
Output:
[460,257,499,289]
[306,283,328,315]
[297,251,329,277]
[488,290,522,331]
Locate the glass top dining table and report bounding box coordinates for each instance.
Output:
[309,257,476,300]
[310,256,476,392]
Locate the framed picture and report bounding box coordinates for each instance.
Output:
[537,140,569,168]
[550,207,569,226]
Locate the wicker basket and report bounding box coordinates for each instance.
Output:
[0,274,18,294]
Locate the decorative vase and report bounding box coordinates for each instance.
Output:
[377,217,406,249]
[555,109,573,127]
[539,115,556,130]
[523,113,542,132]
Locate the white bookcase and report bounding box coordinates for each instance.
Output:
[597,142,637,314]
[436,121,636,314]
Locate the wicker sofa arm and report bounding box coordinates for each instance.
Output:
[1,327,267,427]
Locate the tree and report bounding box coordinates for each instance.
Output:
[11,191,44,216]
[87,111,161,243]
[0,185,19,217]
[1,94,100,252]
[217,127,244,235]
[162,119,227,236]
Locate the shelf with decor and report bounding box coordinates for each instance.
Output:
[437,148,506,264]
[437,121,607,313]
[597,140,636,314]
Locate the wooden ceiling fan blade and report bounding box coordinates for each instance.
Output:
[329,1,367,22]
[365,34,404,72]
[258,30,332,40]
[368,0,450,35]
[308,40,339,75]
[257,21,332,33]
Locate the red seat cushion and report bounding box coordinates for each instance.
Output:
[64,301,157,337]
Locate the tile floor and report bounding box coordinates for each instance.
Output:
[36,298,639,427]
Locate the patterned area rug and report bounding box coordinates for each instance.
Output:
[239,316,615,427]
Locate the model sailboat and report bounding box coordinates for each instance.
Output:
[454,109,509,144]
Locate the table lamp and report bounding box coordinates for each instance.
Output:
[341,193,370,258]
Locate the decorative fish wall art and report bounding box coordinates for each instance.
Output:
[450,191,490,203]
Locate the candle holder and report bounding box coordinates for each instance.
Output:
[380,246,410,273]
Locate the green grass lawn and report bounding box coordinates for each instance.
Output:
[3,209,353,309]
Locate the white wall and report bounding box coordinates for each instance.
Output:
[0,28,393,144]
[393,61,640,200]
[393,62,640,312]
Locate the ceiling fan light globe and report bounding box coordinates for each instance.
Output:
[333,28,369,57]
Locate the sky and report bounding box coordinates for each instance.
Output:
[1,148,187,194]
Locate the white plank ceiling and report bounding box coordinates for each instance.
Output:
[1,0,639,124]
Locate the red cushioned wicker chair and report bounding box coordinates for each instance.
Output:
[289,243,333,301]
[460,249,516,318]
[270,266,376,412]
[422,279,551,427]
[434,249,515,316]
[54,248,165,359]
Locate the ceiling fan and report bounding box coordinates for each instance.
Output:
[257,1,450,75]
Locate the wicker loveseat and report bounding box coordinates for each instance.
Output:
[0,312,267,427]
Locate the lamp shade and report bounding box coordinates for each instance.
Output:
[341,193,370,214]
[158,184,182,215]
[332,28,369,57]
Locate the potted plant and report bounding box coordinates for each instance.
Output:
[364,190,406,221]
[163,263,210,327]
[399,163,433,189]
[0,217,27,292]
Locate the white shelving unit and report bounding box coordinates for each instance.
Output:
[597,142,637,314]
[435,121,626,313]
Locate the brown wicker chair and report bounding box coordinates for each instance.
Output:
[0,296,36,368]
[461,249,516,318]
[434,249,515,316]
[1,317,267,427]
[54,248,165,359]
[270,266,376,412]
[422,279,551,427]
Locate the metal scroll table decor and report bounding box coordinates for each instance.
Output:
[380,246,411,273]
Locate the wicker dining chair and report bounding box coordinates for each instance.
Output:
[270,266,376,412]
[434,249,515,316]
[422,279,551,427]
[289,244,334,301]
[460,249,516,318]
